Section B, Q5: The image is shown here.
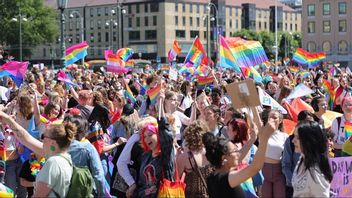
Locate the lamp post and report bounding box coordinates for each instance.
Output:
[57,0,68,68]
[69,10,84,64]
[275,0,278,71]
[11,5,27,61]
[117,3,126,50]
[106,9,117,51]
[203,15,211,64]
[207,2,219,67]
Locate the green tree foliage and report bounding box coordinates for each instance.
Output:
[231,30,301,61]
[0,0,59,60]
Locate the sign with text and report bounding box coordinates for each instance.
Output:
[329,157,352,197]
[225,80,260,109]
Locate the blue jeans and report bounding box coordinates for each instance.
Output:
[5,158,27,197]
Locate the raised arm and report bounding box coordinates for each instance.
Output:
[0,110,44,157]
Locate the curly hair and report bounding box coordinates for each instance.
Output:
[202,133,230,169]
[184,120,209,151]
[18,95,34,120]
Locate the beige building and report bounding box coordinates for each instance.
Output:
[302,0,351,67]
[32,0,301,65]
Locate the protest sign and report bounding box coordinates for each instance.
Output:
[258,87,287,114]
[169,68,178,81]
[329,156,352,197]
[225,80,260,109]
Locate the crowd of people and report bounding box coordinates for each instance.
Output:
[0,61,348,198]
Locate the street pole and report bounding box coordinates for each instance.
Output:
[207,16,210,65]
[275,0,278,72]
[208,3,218,67]
[60,8,66,68]
[117,5,121,50]
[19,7,22,61]
[80,15,84,65]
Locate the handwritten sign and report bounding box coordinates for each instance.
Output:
[225,80,260,109]
[329,157,352,197]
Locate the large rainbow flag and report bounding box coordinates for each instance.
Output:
[184,37,209,66]
[292,48,326,68]
[219,35,242,73]
[168,40,182,62]
[65,41,89,66]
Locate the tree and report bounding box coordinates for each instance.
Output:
[0,0,59,60]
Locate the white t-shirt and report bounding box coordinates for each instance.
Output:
[35,154,73,197]
[331,116,347,145]
[172,111,190,140]
[292,157,330,197]
[179,94,193,110]
[265,130,288,160]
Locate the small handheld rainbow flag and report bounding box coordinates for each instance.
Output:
[116,48,134,62]
[0,140,6,161]
[322,79,335,110]
[345,121,352,140]
[147,83,162,105]
[65,41,89,66]
[197,76,215,90]
[168,40,182,62]
[124,82,137,104]
[125,60,135,70]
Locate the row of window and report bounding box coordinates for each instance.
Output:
[307,20,347,33]
[127,16,157,28]
[307,40,349,54]
[128,30,157,40]
[89,3,159,17]
[86,16,158,30]
[307,2,347,16]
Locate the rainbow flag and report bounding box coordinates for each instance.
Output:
[197,76,214,90]
[160,65,170,72]
[184,36,209,66]
[249,66,263,83]
[147,83,161,105]
[0,61,28,86]
[134,80,147,96]
[292,48,326,68]
[116,48,134,62]
[345,121,352,140]
[124,83,137,104]
[179,63,195,75]
[322,79,335,110]
[65,41,89,66]
[219,35,242,73]
[288,66,300,73]
[189,49,203,67]
[57,70,78,87]
[106,54,129,73]
[195,64,209,76]
[168,40,182,62]
[299,71,311,78]
[0,140,6,161]
[125,60,135,69]
[226,37,268,68]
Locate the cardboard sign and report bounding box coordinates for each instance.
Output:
[225,80,260,109]
[329,156,352,197]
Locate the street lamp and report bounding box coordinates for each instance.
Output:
[57,0,68,68]
[69,10,84,64]
[275,0,278,69]
[117,3,126,49]
[207,2,219,67]
[11,7,27,62]
[106,9,118,50]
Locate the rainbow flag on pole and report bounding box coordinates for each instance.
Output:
[196,76,215,90]
[125,82,137,104]
[116,48,134,62]
[219,35,242,73]
[147,83,162,105]
[184,36,209,66]
[65,41,89,66]
[292,48,326,68]
[168,40,182,62]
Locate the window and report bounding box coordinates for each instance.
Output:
[176,30,185,38]
[323,21,330,33]
[229,7,232,16]
[136,17,140,27]
[338,40,348,54]
[69,22,73,30]
[129,31,140,40]
[258,21,261,29]
[308,21,315,33]
[145,30,157,40]
[128,18,132,27]
[197,4,200,13]
[105,7,109,16]
[204,31,207,39]
[98,45,102,56]
[323,3,330,15]
[196,17,200,27]
[264,22,267,29]
[136,4,140,13]
[175,3,178,12]
[190,4,193,13]
[145,3,148,12]
[204,4,207,14]
[182,3,185,12]
[307,41,316,52]
[76,34,80,43]
[190,30,199,38]
[190,17,193,26]
[113,32,116,42]
[90,47,94,56]
[105,21,109,29]
[151,3,158,12]
[128,5,132,14]
[339,2,347,15]
[203,17,207,27]
[153,16,157,26]
[322,41,331,54]
[175,16,178,25]
[97,8,101,16]
[236,20,239,29]
[339,20,347,32]
[90,8,94,17]
[105,32,109,42]
[230,20,232,28]
[145,16,149,26]
[307,4,315,16]
[68,34,72,43]
[76,21,80,30]
[97,32,101,42]
[90,33,94,42]
[235,8,238,16]
[97,20,102,29]
[182,16,186,26]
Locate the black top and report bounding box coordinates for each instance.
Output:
[19,160,36,182]
[207,172,245,198]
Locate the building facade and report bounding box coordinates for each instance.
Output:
[302,0,351,67]
[32,0,301,65]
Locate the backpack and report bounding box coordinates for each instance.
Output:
[58,155,94,198]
